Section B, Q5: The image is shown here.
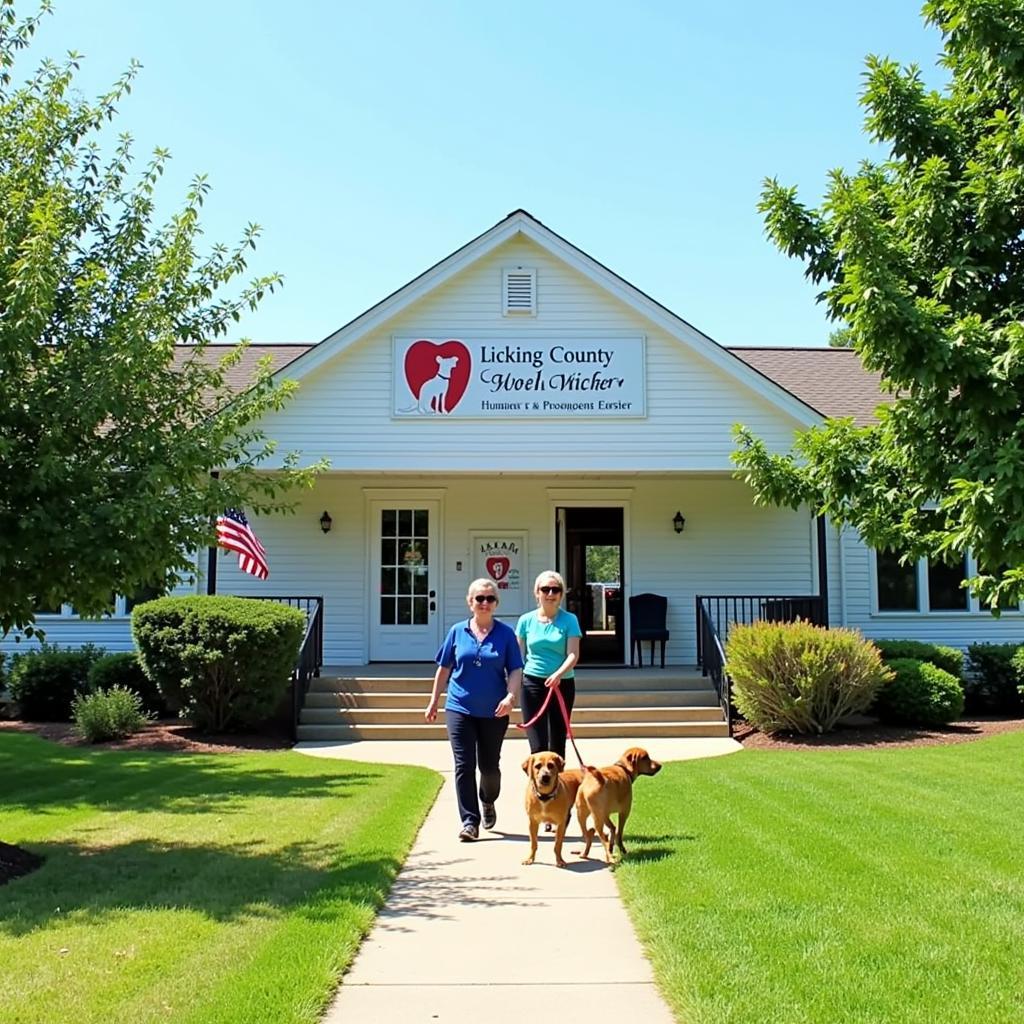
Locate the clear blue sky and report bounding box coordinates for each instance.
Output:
[28,1,944,348]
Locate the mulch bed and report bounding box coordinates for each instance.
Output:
[0,718,292,754]
[733,715,1024,750]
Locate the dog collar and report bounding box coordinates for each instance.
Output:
[614,759,635,779]
[532,783,558,803]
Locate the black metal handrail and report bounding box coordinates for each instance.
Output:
[696,598,731,732]
[246,596,324,741]
[695,594,826,660]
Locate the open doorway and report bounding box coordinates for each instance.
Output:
[557,507,624,665]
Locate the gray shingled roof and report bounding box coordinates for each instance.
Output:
[729,347,892,426]
[179,343,891,425]
[171,344,311,392]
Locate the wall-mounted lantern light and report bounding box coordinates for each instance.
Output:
[319,511,333,534]
[672,510,686,534]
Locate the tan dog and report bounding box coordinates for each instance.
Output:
[521,751,583,868]
[575,746,662,863]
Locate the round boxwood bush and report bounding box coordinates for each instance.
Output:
[727,620,891,735]
[965,643,1023,714]
[87,652,166,716]
[1013,646,1024,704]
[874,658,965,727]
[7,645,105,721]
[72,686,152,743]
[873,639,964,679]
[132,596,305,732]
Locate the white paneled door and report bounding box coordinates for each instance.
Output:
[368,502,441,661]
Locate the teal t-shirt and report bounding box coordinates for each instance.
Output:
[515,608,582,679]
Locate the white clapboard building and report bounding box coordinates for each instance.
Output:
[7,211,1022,738]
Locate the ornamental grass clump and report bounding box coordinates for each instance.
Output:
[727,620,891,735]
[72,686,152,743]
[88,652,166,716]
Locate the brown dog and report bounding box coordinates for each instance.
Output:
[574,746,662,863]
[521,751,583,868]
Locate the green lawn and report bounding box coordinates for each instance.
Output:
[0,733,440,1024]
[616,732,1024,1024]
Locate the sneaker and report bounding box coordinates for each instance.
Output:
[458,823,479,842]
[482,803,497,830]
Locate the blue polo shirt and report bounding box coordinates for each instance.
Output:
[515,608,582,679]
[436,618,524,718]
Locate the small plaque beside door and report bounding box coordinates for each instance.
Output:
[470,531,528,617]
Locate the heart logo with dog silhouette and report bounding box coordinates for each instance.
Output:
[486,556,511,581]
[403,339,472,414]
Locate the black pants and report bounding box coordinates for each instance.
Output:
[445,710,509,828]
[520,675,576,759]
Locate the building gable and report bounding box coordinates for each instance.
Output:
[252,232,821,472]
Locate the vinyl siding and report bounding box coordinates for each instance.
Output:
[214,473,818,665]
[254,236,808,472]
[840,528,1024,649]
[1,572,200,655]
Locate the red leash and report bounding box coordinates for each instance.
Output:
[515,682,586,769]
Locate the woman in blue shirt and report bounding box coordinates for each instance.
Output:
[426,578,523,842]
[515,570,582,760]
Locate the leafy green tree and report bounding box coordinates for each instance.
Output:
[734,0,1024,610]
[827,325,854,348]
[0,2,323,636]
[586,545,620,582]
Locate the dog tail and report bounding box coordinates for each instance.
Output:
[584,767,606,786]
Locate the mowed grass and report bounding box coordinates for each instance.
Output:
[615,732,1024,1024]
[0,733,440,1024]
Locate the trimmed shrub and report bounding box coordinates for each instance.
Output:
[88,652,166,716]
[72,686,152,742]
[1013,647,1024,702]
[7,644,107,721]
[132,596,305,732]
[874,658,964,726]
[727,620,891,735]
[873,639,964,679]
[965,643,1024,714]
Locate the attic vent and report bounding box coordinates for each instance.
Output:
[503,267,536,315]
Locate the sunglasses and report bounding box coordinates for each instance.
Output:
[473,594,498,604]
[539,585,563,595]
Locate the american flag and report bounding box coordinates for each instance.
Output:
[216,508,269,580]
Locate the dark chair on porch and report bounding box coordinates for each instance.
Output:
[629,593,669,668]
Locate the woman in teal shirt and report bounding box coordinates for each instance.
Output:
[515,570,582,759]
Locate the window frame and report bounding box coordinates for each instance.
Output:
[870,549,1023,616]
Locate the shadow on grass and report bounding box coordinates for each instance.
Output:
[0,835,402,937]
[619,831,697,865]
[0,733,381,815]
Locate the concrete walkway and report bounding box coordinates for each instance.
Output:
[298,735,740,1023]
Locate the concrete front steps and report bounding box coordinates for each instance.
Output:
[297,668,729,741]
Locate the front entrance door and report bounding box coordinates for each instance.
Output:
[556,506,625,665]
[369,501,441,661]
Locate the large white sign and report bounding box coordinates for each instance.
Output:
[392,336,646,418]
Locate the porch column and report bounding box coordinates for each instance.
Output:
[816,515,829,627]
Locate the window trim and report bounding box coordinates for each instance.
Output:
[870,549,1023,616]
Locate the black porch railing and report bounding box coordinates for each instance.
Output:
[696,598,731,732]
[695,594,827,734]
[247,596,324,741]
